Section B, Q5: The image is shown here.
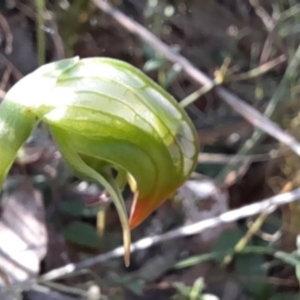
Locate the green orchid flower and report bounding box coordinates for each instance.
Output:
[0,57,199,265]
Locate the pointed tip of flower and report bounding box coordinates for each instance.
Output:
[129,196,161,230]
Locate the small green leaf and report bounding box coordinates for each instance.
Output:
[212,228,245,261]
[143,58,164,72]
[274,251,300,266]
[164,63,182,88]
[172,282,191,297]
[175,253,220,269]
[234,254,275,299]
[63,221,99,248]
[189,277,204,299]
[108,272,145,295]
[60,197,101,217]
[60,197,86,216]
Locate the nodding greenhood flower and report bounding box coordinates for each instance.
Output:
[0,57,199,265]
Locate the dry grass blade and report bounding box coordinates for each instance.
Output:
[227,54,286,82]
[93,0,300,157]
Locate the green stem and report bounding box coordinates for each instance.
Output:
[0,100,37,188]
[35,0,46,66]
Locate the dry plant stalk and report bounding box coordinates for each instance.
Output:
[268,111,300,250]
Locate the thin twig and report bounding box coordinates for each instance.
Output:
[35,187,300,282]
[249,0,275,31]
[29,284,80,300]
[179,83,214,108]
[41,281,87,296]
[45,11,65,59]
[0,52,23,80]
[0,13,13,54]
[93,0,300,157]
[259,31,276,64]
[180,54,286,107]
[0,66,12,91]
[0,90,6,99]
[227,54,286,82]
[0,66,9,100]
[198,149,282,164]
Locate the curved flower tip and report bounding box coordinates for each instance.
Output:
[129,193,174,229]
[129,194,150,230]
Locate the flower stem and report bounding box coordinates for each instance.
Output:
[0,100,37,188]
